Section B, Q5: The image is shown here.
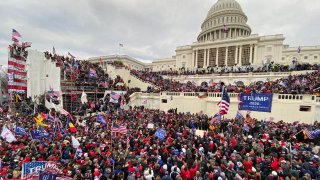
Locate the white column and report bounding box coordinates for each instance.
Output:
[239,46,242,66]
[195,50,198,68]
[204,49,207,67]
[235,45,238,65]
[229,29,232,38]
[225,47,228,66]
[207,49,210,67]
[219,30,222,39]
[249,44,253,64]
[192,51,195,67]
[253,44,258,65]
[216,48,219,66]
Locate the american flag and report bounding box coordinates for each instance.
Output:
[112,123,127,134]
[68,52,76,59]
[7,56,27,93]
[304,129,314,139]
[12,36,19,42]
[217,87,230,115]
[54,118,63,128]
[59,108,69,115]
[12,29,21,38]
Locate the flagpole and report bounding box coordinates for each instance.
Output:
[110,120,113,152]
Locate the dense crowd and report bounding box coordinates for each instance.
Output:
[44,52,126,91]
[1,102,320,180]
[154,63,319,76]
[131,69,320,94]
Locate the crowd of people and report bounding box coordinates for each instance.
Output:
[44,52,126,91]
[1,102,320,180]
[131,69,320,94]
[153,63,319,76]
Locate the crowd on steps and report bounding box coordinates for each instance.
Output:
[131,69,320,94]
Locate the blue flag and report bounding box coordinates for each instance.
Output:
[235,111,244,120]
[96,114,107,126]
[59,127,68,136]
[30,130,50,139]
[75,148,83,158]
[212,113,222,121]
[155,128,166,140]
[15,126,27,136]
[22,161,47,177]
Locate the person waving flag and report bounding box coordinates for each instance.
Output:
[217,86,230,115]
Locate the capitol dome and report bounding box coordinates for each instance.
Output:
[197,0,251,42]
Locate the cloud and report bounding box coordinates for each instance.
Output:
[0,0,319,65]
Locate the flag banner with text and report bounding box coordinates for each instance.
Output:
[238,93,273,112]
[22,161,61,178]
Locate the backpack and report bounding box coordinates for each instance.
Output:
[170,171,178,180]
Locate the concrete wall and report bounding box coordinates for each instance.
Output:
[105,64,155,91]
[26,50,61,99]
[128,92,319,124]
[128,93,160,109]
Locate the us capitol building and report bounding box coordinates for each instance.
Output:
[25,0,320,123]
[91,0,320,71]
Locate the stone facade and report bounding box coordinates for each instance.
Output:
[89,0,320,72]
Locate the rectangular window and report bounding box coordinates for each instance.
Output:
[304,56,308,59]
[314,56,318,59]
[299,106,311,112]
[161,99,167,103]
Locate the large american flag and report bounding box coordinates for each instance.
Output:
[217,87,230,115]
[112,123,127,134]
[7,55,27,93]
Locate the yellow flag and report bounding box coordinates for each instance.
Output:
[34,114,48,127]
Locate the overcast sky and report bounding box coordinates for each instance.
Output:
[0,0,319,65]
